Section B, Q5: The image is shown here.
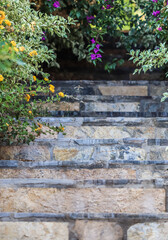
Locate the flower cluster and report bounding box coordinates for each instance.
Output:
[0,10,11,29]
[102,0,114,10]
[90,38,102,61]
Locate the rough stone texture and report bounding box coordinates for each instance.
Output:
[96,146,146,161]
[127,222,168,240]
[149,146,168,161]
[0,145,50,161]
[149,86,167,97]
[64,126,156,139]
[0,222,68,240]
[98,86,148,96]
[53,146,94,161]
[0,188,165,214]
[41,102,80,111]
[73,221,123,240]
[0,168,136,180]
[84,102,140,112]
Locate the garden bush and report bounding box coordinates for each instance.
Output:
[0,0,75,144]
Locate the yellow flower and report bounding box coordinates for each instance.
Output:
[44,77,49,81]
[90,24,96,28]
[7,4,10,7]
[28,111,32,114]
[4,20,11,26]
[35,127,41,132]
[61,127,64,131]
[25,94,30,102]
[0,75,4,82]
[0,11,5,24]
[11,41,16,47]
[33,76,36,81]
[37,123,43,129]
[99,27,102,31]
[0,25,4,29]
[19,46,25,52]
[29,50,38,57]
[14,47,19,52]
[49,84,55,93]
[58,92,65,98]
[6,123,9,127]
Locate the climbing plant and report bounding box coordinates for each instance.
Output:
[0,0,74,144]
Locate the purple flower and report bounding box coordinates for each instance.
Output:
[96,44,100,49]
[53,1,60,8]
[94,48,99,53]
[86,16,95,23]
[152,10,160,16]
[41,37,46,41]
[152,0,158,2]
[96,54,102,58]
[106,4,113,9]
[91,38,96,44]
[102,6,105,9]
[157,27,162,31]
[91,54,97,60]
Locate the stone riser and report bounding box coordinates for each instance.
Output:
[0,187,165,214]
[1,138,168,162]
[0,217,168,240]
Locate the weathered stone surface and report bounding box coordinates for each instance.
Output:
[96,146,146,161]
[149,86,167,96]
[73,221,123,240]
[64,126,156,139]
[149,147,168,161]
[0,188,165,214]
[127,222,168,240]
[0,222,68,240]
[84,102,140,112]
[53,146,94,161]
[98,86,148,96]
[0,145,50,161]
[41,102,79,111]
[0,168,136,180]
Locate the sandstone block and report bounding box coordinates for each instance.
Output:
[127,222,168,240]
[73,221,123,240]
[0,168,136,180]
[41,102,79,111]
[53,146,94,161]
[0,222,68,240]
[84,102,140,112]
[0,145,50,161]
[65,126,156,139]
[98,86,148,96]
[0,188,165,214]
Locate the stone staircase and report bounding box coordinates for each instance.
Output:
[1,80,168,239]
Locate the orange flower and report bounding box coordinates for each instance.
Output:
[14,47,19,52]
[33,76,36,81]
[0,11,5,24]
[19,46,25,52]
[44,77,49,81]
[49,84,55,93]
[28,111,32,114]
[4,20,11,26]
[25,94,30,102]
[11,41,16,47]
[58,92,65,98]
[29,50,37,57]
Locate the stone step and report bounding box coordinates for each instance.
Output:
[36,117,168,127]
[47,80,168,97]
[49,111,168,118]
[1,159,168,181]
[1,138,168,162]
[0,214,168,240]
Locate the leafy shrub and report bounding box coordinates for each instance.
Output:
[0,0,74,144]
